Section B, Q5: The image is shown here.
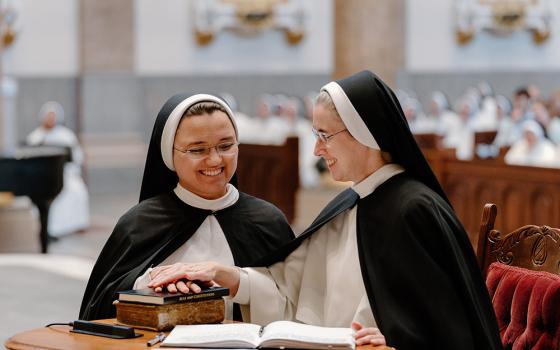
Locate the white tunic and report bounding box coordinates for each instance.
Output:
[233,164,405,327]
[134,183,239,319]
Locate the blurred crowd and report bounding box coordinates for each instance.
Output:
[221,84,560,192]
[219,92,322,189]
[397,83,560,168]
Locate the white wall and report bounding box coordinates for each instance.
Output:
[3,0,78,76]
[406,0,560,71]
[135,0,333,75]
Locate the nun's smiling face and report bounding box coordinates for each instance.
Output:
[313,104,384,183]
[173,111,238,199]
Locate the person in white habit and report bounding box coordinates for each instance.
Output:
[79,94,294,320]
[505,119,558,168]
[26,101,89,237]
[442,95,477,160]
[148,72,503,350]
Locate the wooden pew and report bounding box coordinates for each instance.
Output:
[432,157,560,250]
[413,133,443,149]
[236,137,299,223]
[474,130,497,145]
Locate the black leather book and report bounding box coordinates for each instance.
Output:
[117,286,229,305]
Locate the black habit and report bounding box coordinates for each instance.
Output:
[80,93,294,320]
[257,71,502,350]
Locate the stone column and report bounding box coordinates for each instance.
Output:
[77,0,134,138]
[79,0,134,73]
[333,0,405,86]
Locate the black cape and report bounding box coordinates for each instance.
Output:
[257,173,502,350]
[79,191,294,320]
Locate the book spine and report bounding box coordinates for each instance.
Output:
[163,288,229,304]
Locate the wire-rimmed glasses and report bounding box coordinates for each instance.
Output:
[311,127,348,144]
[173,141,239,159]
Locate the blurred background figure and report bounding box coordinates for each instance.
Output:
[26,101,89,237]
[442,94,477,160]
[532,99,560,145]
[470,81,497,131]
[547,90,560,145]
[218,92,254,143]
[505,119,558,168]
[491,95,514,149]
[512,87,533,120]
[402,96,436,133]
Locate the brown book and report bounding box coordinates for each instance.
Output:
[114,298,225,331]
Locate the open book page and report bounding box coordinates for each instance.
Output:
[260,321,356,350]
[161,323,262,348]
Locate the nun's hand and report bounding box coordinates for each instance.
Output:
[147,262,240,296]
[352,322,386,346]
[149,263,213,293]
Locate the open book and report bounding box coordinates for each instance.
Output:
[161,321,355,350]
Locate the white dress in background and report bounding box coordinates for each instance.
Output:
[505,120,559,168]
[442,118,475,160]
[26,125,90,236]
[470,97,498,132]
[505,138,558,168]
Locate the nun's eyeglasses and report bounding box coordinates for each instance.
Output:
[312,127,348,144]
[174,142,239,159]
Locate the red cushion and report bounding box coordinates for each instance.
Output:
[486,263,560,350]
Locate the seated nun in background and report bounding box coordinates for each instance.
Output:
[218,92,253,140]
[505,119,558,168]
[241,94,283,145]
[79,94,294,320]
[491,95,514,148]
[442,95,477,160]
[477,95,513,159]
[148,71,502,350]
[547,90,560,143]
[402,97,437,134]
[470,81,498,131]
[426,91,455,134]
[26,101,89,237]
[532,99,560,145]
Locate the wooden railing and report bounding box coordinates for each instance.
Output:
[421,146,560,251]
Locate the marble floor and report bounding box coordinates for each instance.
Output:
[0,186,341,343]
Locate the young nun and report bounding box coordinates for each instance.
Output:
[148,72,503,350]
[80,94,294,320]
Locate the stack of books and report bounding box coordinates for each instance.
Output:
[114,286,229,331]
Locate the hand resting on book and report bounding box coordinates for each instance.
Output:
[148,261,241,296]
[147,262,387,346]
[148,262,220,293]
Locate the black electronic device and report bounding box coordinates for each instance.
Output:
[70,320,142,339]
